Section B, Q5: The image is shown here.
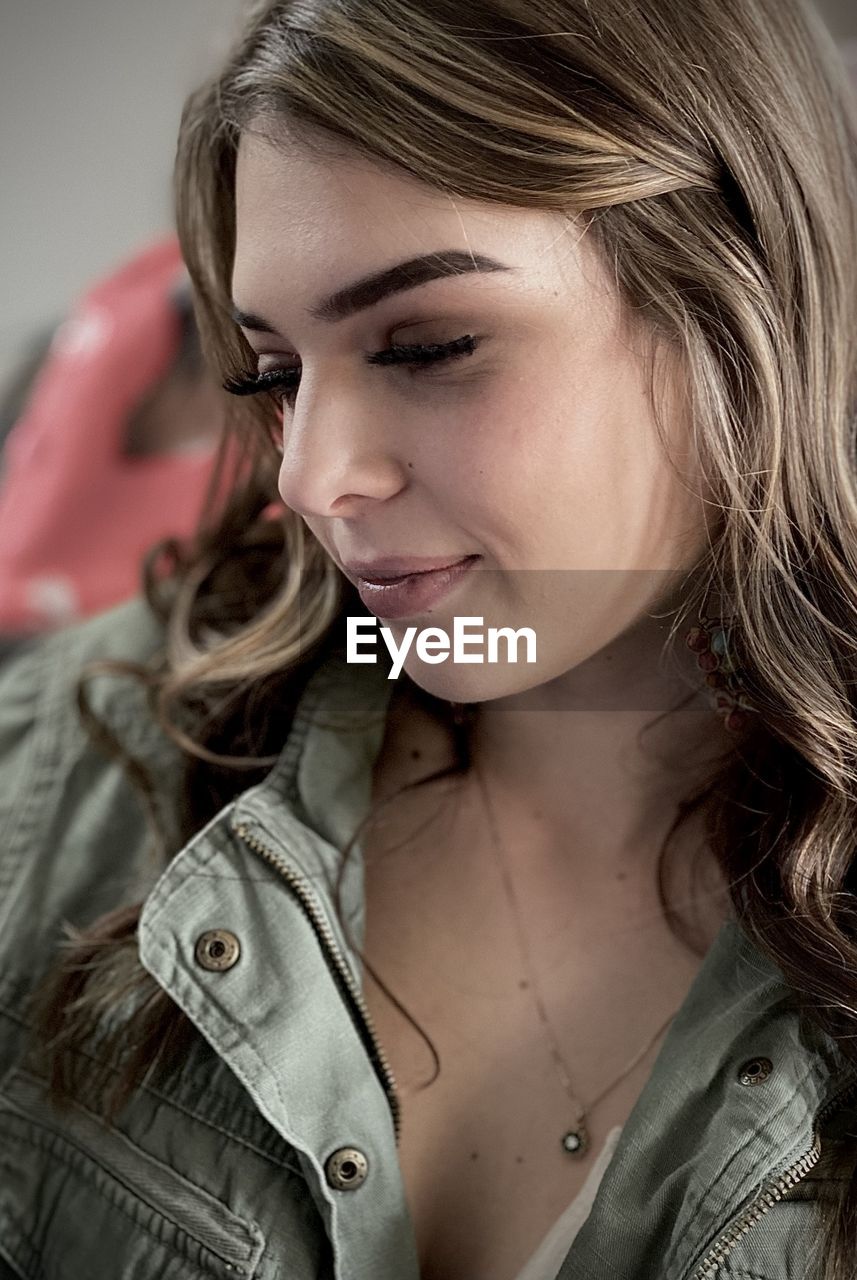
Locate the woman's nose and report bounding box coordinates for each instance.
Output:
[276,378,406,518]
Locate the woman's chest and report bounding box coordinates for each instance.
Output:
[358,812,713,1280]
[373,1022,647,1280]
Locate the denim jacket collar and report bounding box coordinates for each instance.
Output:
[140,646,857,1280]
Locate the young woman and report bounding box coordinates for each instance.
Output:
[0,1,856,1278]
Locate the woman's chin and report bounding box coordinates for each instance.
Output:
[398,657,549,707]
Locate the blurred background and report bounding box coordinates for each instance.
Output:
[0,0,854,649]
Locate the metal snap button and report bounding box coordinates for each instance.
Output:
[325,1146,369,1190]
[194,929,241,971]
[737,1056,773,1086]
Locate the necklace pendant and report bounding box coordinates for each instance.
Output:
[561,1123,590,1158]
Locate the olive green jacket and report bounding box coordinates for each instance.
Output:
[0,595,856,1280]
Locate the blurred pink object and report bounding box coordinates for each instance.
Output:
[0,236,221,634]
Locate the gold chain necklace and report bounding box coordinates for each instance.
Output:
[472,760,680,1159]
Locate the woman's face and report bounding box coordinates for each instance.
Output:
[232,129,711,705]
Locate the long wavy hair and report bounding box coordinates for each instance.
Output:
[24,0,857,1273]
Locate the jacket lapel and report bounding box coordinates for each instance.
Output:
[554,917,857,1278]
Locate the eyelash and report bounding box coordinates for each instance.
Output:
[222,334,480,406]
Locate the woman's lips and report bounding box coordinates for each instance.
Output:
[355,555,479,619]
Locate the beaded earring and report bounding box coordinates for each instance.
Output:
[685,610,755,733]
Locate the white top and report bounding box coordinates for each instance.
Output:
[512,1125,624,1280]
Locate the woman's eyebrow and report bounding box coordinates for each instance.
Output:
[231,249,514,334]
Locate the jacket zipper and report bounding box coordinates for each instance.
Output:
[688,1068,857,1278]
[230,818,402,1146]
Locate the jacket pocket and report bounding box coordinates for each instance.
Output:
[0,1067,266,1280]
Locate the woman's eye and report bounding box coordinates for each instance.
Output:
[222,334,480,408]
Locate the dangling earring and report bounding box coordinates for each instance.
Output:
[685,608,755,733]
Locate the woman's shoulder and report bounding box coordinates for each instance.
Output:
[3,588,166,673]
[0,592,151,771]
[0,594,174,839]
[0,596,178,981]
[0,593,168,742]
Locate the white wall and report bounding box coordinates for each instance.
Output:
[1,0,855,393]
[0,0,244,387]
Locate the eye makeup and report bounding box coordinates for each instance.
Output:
[222,333,480,404]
